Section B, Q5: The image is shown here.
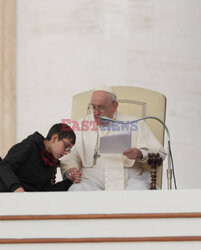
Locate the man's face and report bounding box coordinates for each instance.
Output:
[91,91,118,125]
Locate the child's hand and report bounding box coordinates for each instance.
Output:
[14,187,25,192]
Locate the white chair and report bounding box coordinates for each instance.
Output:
[71,86,166,188]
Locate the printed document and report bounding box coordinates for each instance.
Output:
[99,132,132,154]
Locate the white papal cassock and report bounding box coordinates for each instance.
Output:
[60,112,166,191]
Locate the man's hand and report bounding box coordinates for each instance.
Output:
[123,147,143,160]
[65,167,82,183]
[14,187,25,192]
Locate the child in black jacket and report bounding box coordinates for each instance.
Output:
[0,123,79,192]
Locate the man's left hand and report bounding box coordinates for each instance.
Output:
[123,147,143,160]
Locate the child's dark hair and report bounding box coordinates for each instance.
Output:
[46,123,76,144]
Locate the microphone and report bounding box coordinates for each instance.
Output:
[100,115,176,190]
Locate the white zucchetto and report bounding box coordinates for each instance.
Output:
[92,86,117,98]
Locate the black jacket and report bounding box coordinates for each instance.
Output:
[0,132,72,192]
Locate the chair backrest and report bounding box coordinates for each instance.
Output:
[71,86,167,188]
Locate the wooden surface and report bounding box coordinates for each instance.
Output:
[1,212,201,221]
[1,236,201,244]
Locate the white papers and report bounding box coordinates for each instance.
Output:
[99,132,132,154]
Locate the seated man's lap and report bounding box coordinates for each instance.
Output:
[126,177,150,190]
[126,169,151,190]
[68,168,151,191]
[69,180,103,191]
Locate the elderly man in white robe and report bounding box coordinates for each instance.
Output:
[60,87,166,191]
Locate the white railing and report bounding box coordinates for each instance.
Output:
[0,190,201,249]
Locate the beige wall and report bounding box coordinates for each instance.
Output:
[0,0,16,158]
[15,0,201,189]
